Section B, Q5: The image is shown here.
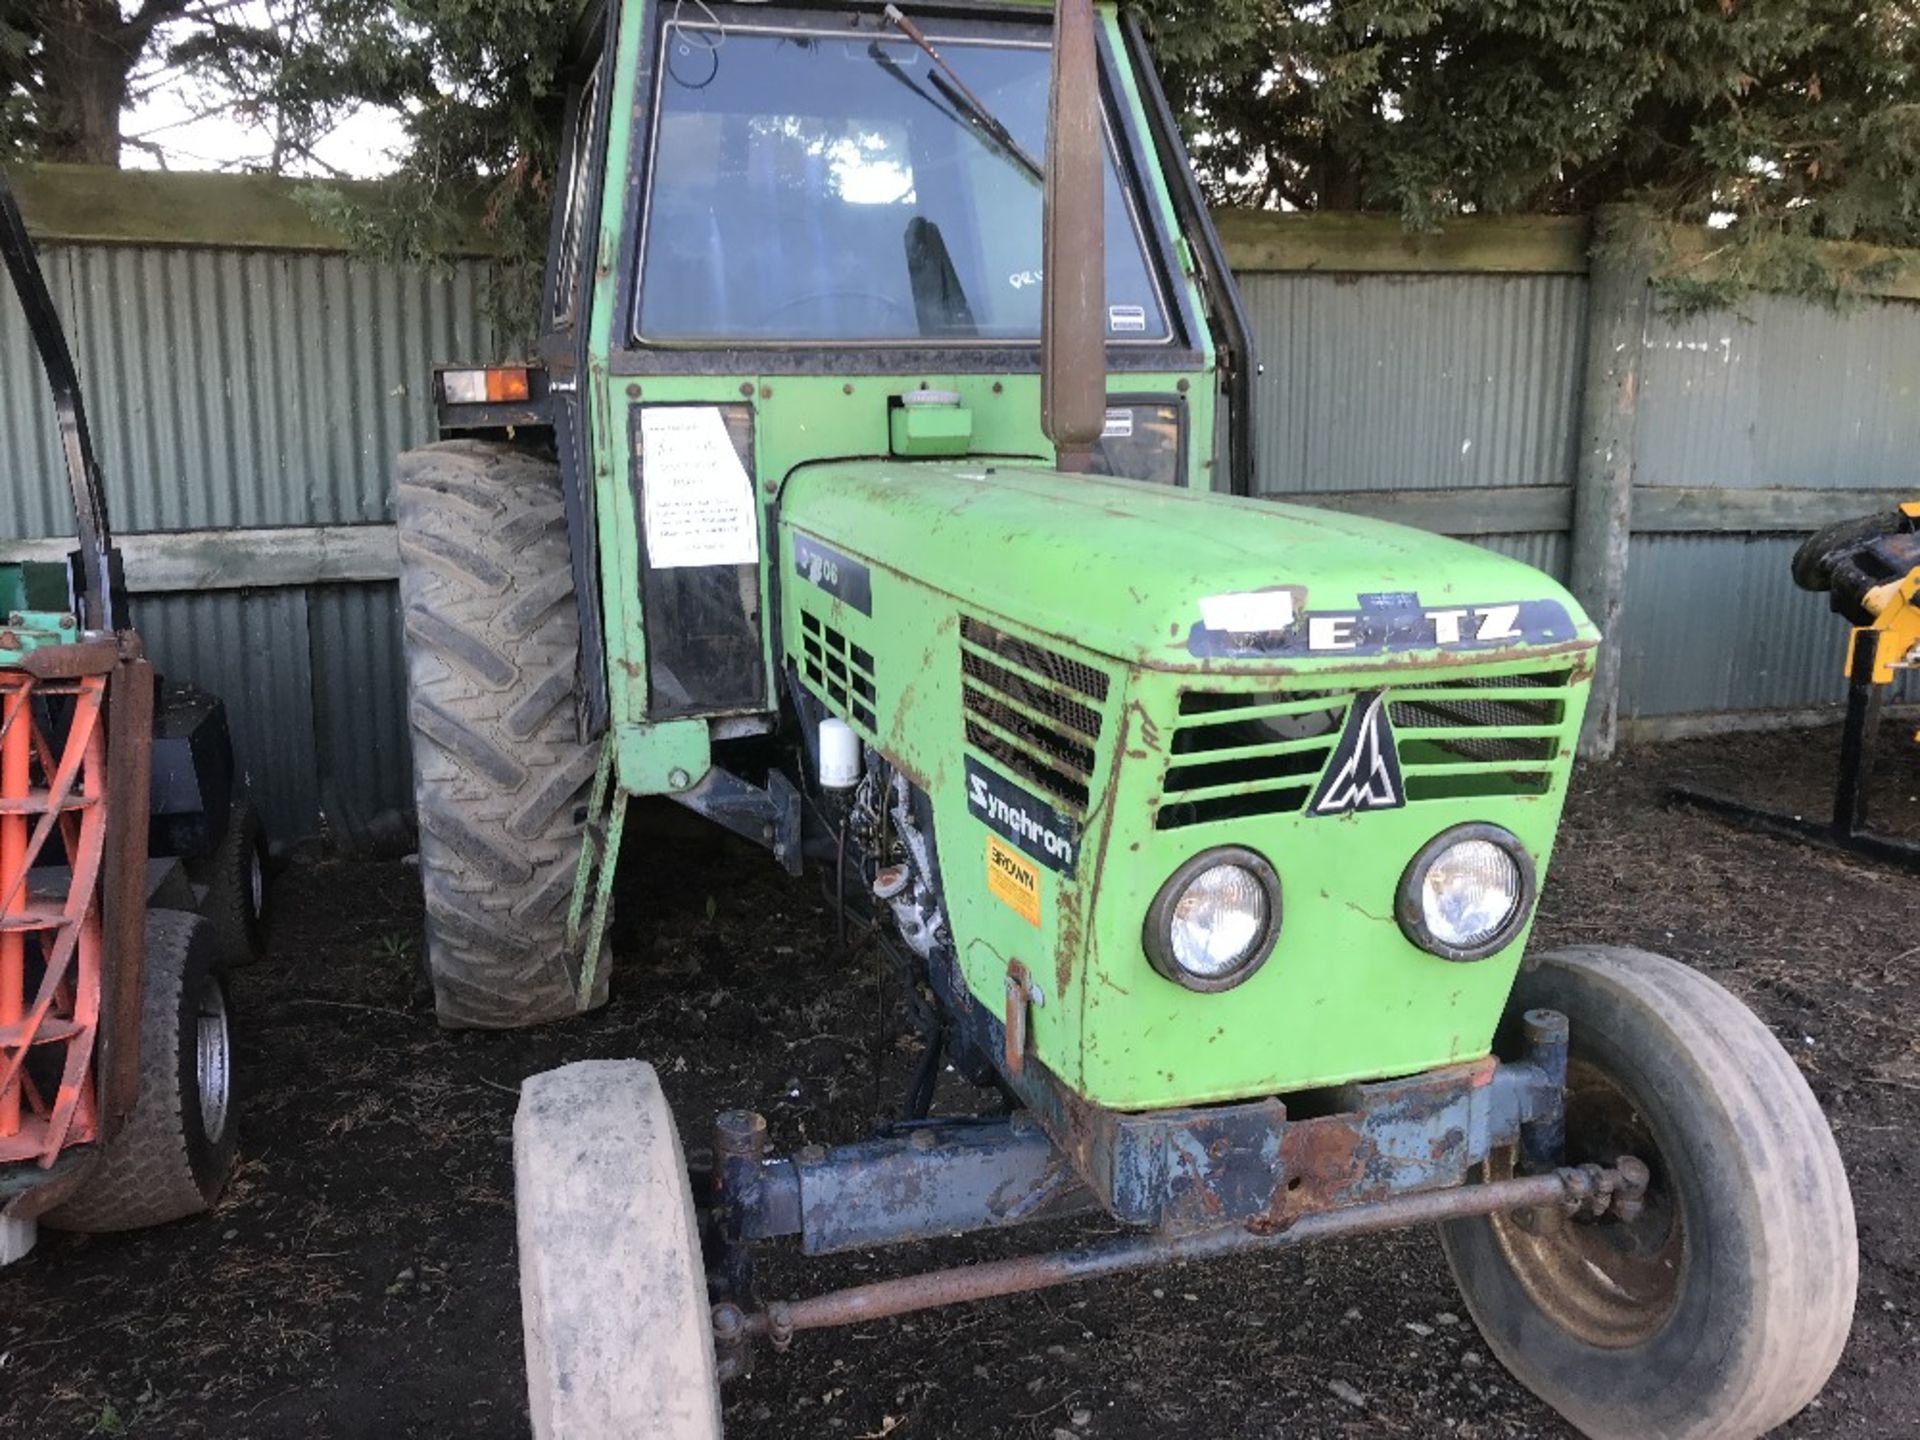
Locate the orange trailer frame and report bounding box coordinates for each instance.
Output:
[0,666,107,1166]
[0,638,154,1220]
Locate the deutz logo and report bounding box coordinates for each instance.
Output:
[1309,692,1405,817]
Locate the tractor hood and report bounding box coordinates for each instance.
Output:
[779,460,1596,673]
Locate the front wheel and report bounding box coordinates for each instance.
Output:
[1441,946,1856,1440]
[515,1061,722,1440]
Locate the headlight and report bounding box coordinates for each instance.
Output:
[1396,824,1536,962]
[1143,847,1281,992]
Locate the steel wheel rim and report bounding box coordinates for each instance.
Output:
[248,849,265,921]
[196,978,231,1144]
[1487,1058,1686,1348]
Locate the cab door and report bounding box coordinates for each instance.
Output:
[540,22,612,733]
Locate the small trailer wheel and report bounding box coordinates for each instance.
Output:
[190,797,270,968]
[1441,946,1856,1440]
[515,1061,722,1440]
[43,910,237,1233]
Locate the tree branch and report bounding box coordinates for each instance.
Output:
[118,134,173,168]
[275,132,352,179]
[122,0,199,43]
[123,0,255,45]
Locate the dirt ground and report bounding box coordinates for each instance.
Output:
[3,722,1917,1439]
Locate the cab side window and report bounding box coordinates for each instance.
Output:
[549,55,607,332]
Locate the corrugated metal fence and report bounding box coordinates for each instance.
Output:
[1625,296,1920,714]
[1241,270,1584,585]
[3,238,498,837]
[1243,271,1920,719]
[6,169,1919,838]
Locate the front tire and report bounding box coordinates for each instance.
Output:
[1441,946,1856,1440]
[44,910,237,1233]
[515,1061,722,1440]
[396,440,603,1029]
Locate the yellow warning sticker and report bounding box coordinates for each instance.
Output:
[986,836,1042,927]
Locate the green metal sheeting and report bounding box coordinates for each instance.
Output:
[3,243,499,839]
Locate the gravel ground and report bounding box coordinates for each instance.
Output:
[1,722,1915,1438]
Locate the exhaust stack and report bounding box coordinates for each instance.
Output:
[1041,0,1105,475]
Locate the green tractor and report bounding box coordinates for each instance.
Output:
[394,1,1856,1434]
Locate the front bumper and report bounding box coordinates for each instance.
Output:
[734,1012,1568,1251]
[1018,1018,1566,1232]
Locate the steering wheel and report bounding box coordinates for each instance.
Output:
[769,289,913,328]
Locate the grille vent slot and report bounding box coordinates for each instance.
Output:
[961,617,1109,705]
[801,610,876,732]
[960,617,1108,813]
[1157,689,1348,830]
[1391,670,1571,799]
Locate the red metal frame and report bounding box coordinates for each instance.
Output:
[0,670,108,1167]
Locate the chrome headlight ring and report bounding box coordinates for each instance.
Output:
[1396,823,1537,963]
[1143,846,1282,993]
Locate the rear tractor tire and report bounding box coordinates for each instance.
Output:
[396,440,605,1029]
[44,910,236,1233]
[1441,946,1856,1440]
[515,1061,722,1440]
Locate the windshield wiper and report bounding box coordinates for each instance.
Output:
[882,4,1044,183]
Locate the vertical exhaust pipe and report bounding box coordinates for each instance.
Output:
[1041,0,1105,475]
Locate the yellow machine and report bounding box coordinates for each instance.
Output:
[1826,501,1920,686]
[1674,502,1920,867]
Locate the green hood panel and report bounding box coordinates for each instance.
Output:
[776,459,1597,1107]
[779,461,1596,673]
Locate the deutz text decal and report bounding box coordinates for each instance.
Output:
[793,533,873,615]
[985,836,1043,926]
[1308,692,1405,816]
[964,757,1078,878]
[1188,597,1577,660]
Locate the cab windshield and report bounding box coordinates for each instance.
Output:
[635,18,1171,345]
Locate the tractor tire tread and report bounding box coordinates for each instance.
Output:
[410,695,530,790]
[503,663,578,743]
[404,607,519,690]
[397,528,512,595]
[396,441,601,1030]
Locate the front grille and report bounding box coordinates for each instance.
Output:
[1158,667,1576,827]
[960,616,1108,813]
[801,609,876,732]
[1157,689,1350,830]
